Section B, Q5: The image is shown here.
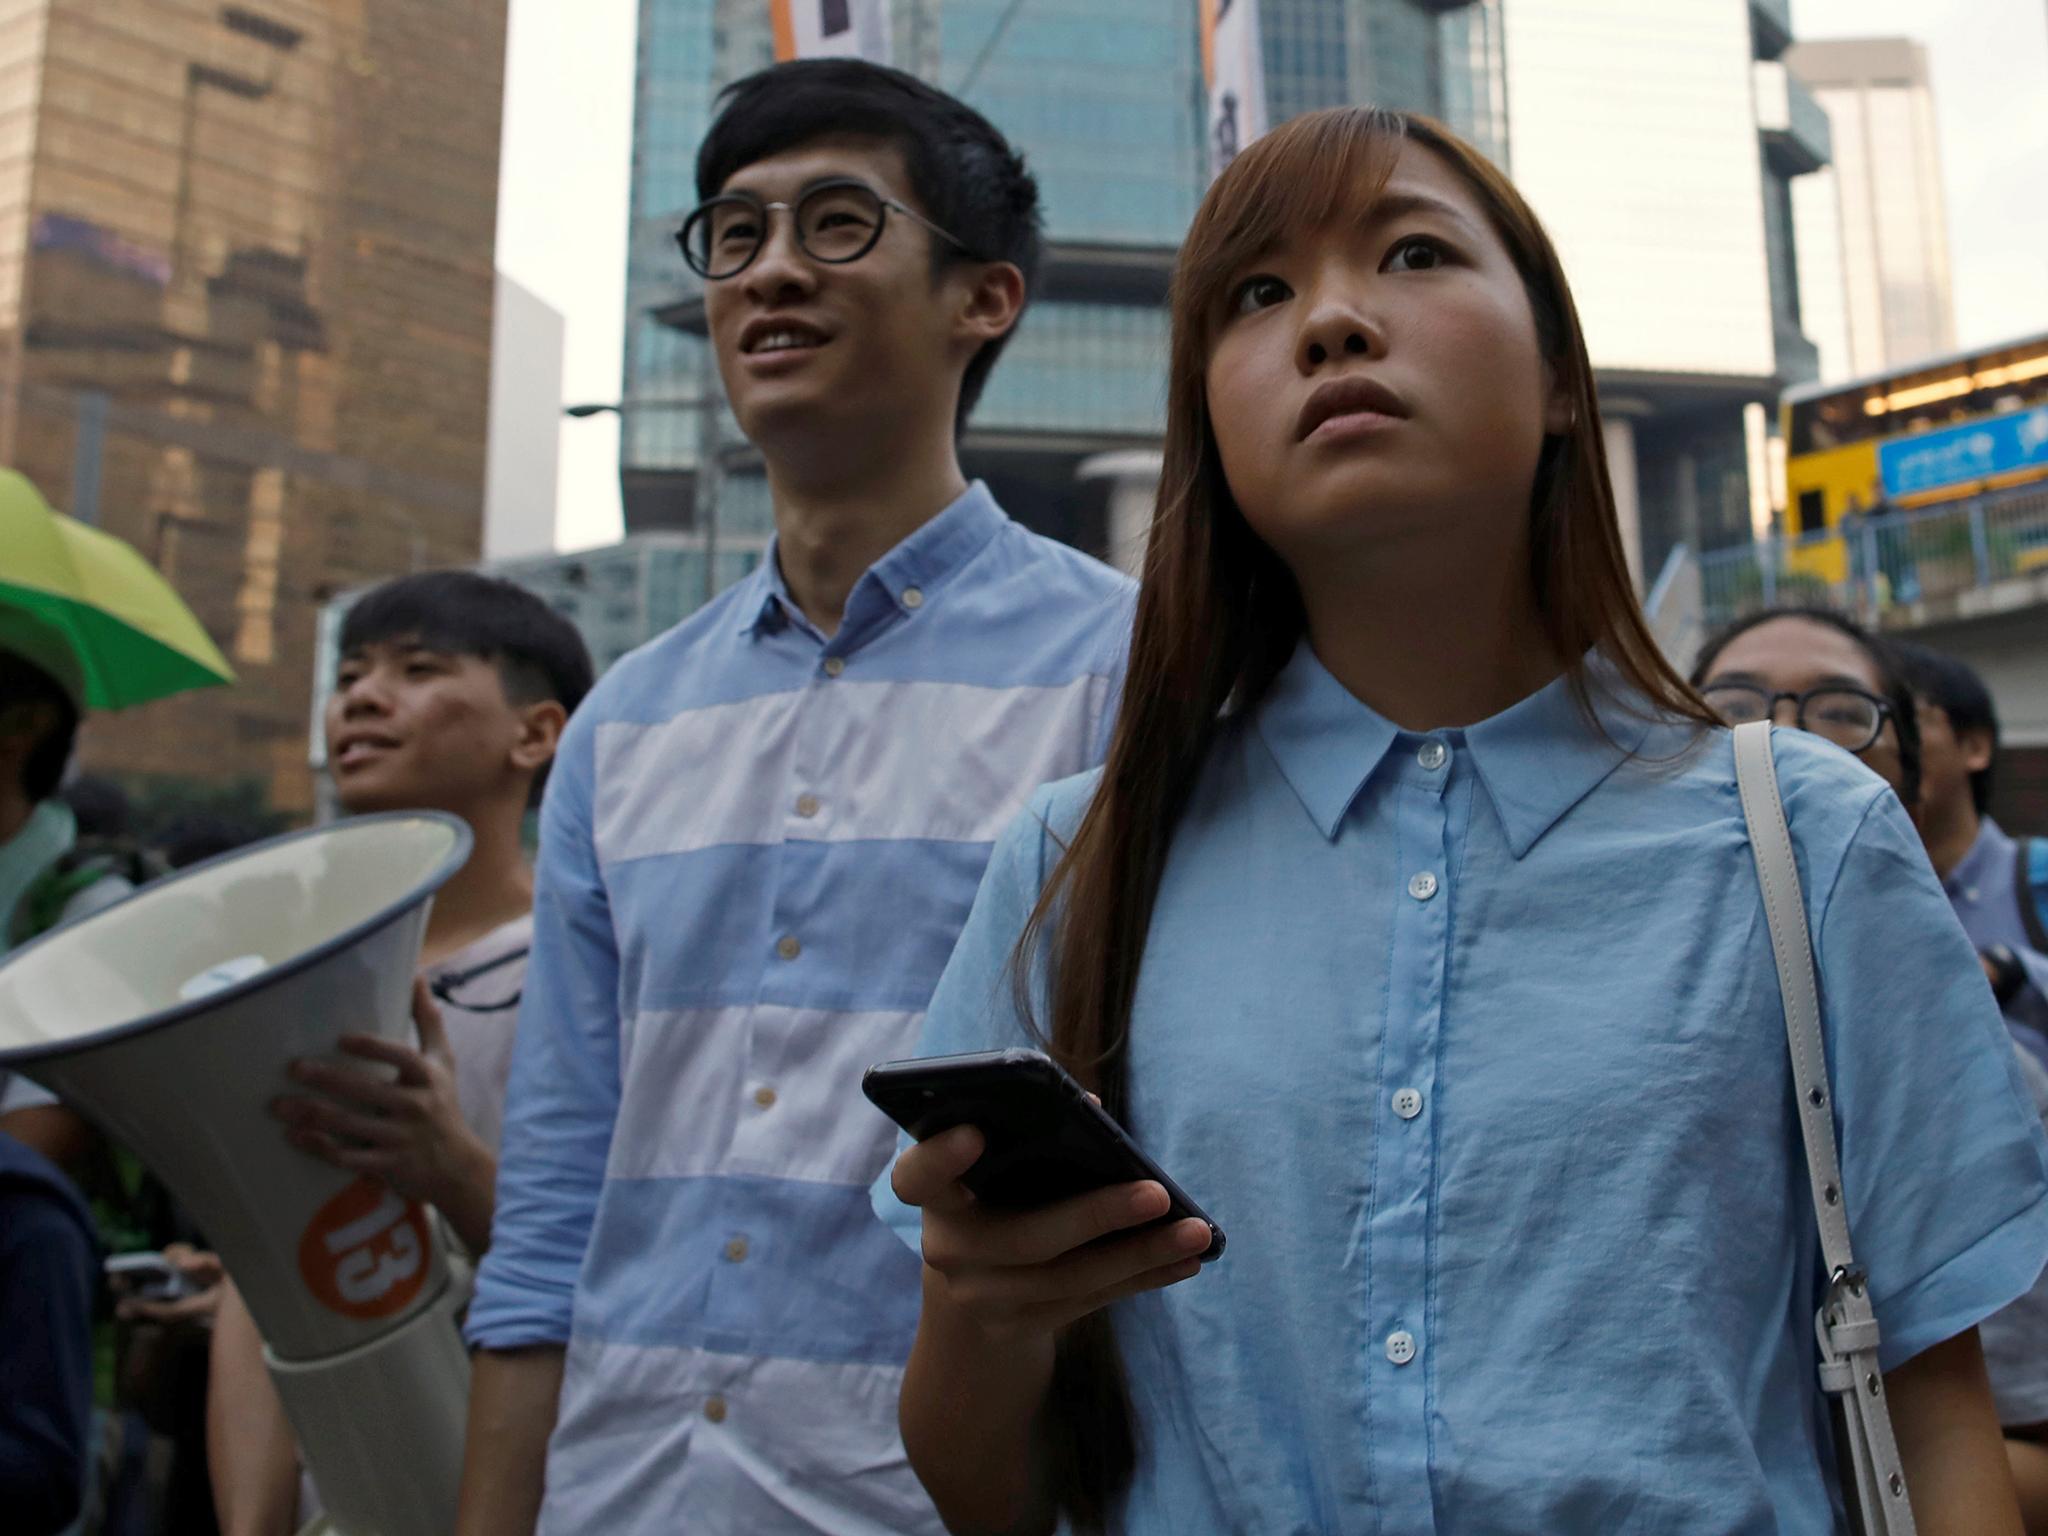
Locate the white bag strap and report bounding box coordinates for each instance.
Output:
[1732,722,1916,1535]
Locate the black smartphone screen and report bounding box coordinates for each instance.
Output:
[862,1048,1225,1261]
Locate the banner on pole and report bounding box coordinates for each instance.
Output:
[771,0,893,65]
[1200,0,1268,179]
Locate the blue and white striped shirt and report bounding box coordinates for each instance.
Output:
[467,483,1132,1533]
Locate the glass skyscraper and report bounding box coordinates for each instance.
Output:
[1785,37,1957,383]
[618,0,1506,564]
[0,0,507,816]
[618,0,1826,591]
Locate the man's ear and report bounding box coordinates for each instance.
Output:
[954,261,1027,351]
[508,699,569,779]
[1960,726,1996,777]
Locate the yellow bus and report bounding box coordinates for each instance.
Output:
[1782,329,2048,582]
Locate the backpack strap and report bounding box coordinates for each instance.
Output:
[1732,722,1917,1535]
[2018,836,2048,955]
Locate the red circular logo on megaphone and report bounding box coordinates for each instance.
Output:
[296,1177,431,1320]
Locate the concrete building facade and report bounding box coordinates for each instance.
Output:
[484,270,565,561]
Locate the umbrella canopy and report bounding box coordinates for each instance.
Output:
[0,468,234,710]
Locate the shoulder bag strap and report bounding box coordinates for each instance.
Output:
[1733,721,1917,1536]
[2016,836,2048,955]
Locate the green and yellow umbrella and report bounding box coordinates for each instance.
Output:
[0,469,234,710]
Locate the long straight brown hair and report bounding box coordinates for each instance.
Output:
[1020,107,1719,1528]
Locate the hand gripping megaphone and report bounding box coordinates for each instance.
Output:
[0,813,476,1536]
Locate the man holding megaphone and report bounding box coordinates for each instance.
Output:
[204,571,593,1536]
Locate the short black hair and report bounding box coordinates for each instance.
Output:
[695,58,1042,431]
[340,571,596,800]
[1896,641,1998,816]
[0,649,79,803]
[1690,606,1922,809]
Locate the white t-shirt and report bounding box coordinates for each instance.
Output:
[421,912,532,1158]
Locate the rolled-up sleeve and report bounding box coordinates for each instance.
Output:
[1817,789,2048,1371]
[466,712,621,1349]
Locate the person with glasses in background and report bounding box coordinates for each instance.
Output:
[457,60,1132,1536]
[205,570,592,1536]
[1694,608,2048,1531]
[1690,608,1920,805]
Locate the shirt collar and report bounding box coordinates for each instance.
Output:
[1254,641,1657,857]
[740,481,1008,639]
[1946,815,2012,897]
[1253,641,1399,839]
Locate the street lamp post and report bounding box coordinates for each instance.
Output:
[564,395,723,604]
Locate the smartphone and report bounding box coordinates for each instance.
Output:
[104,1251,198,1303]
[862,1048,1225,1261]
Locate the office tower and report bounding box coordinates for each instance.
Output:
[0,0,508,815]
[1785,36,1958,382]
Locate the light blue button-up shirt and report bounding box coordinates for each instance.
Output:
[876,641,2048,1533]
[470,484,1132,1534]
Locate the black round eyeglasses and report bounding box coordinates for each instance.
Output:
[676,178,979,280]
[1700,682,1894,755]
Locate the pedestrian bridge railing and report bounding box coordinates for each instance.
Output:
[1696,482,2048,629]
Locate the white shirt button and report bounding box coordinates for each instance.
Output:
[776,935,801,961]
[902,586,924,609]
[1407,871,1438,902]
[822,656,845,677]
[1417,740,1448,771]
[1386,1330,1417,1366]
[1392,1087,1423,1120]
[795,793,820,819]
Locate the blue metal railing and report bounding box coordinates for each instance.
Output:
[1697,482,2048,627]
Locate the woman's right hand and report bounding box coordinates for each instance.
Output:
[890,1123,1213,1341]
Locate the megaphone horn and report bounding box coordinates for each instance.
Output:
[0,812,475,1536]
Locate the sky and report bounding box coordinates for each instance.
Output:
[496,0,2048,554]
[494,1,637,552]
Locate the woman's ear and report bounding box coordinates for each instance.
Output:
[1541,363,1575,438]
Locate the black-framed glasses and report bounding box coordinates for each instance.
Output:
[676,178,979,280]
[1701,682,1894,754]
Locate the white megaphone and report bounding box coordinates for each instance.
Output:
[0,812,475,1536]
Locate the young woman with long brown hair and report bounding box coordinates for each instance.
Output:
[876,108,2048,1534]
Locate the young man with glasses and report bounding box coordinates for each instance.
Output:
[459,60,1132,1536]
[1689,606,1921,807]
